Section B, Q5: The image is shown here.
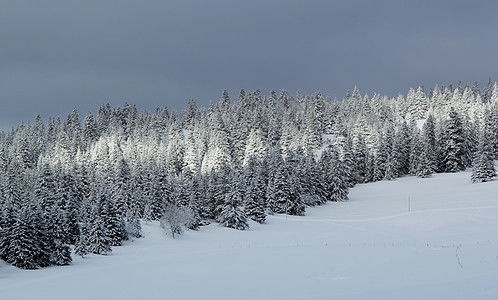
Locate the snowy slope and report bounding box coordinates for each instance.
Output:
[1,169,497,300]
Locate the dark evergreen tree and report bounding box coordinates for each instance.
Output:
[82,111,98,151]
[471,129,496,183]
[243,157,267,223]
[363,152,375,183]
[87,213,112,255]
[9,209,42,269]
[74,198,92,258]
[384,152,397,181]
[0,202,15,262]
[372,132,391,181]
[341,136,357,187]
[96,103,112,136]
[296,152,326,206]
[421,114,438,174]
[111,158,133,218]
[74,223,90,258]
[148,175,166,221]
[59,170,81,244]
[441,107,467,172]
[199,172,216,220]
[415,148,433,178]
[209,163,232,220]
[267,161,305,216]
[352,133,369,184]
[484,106,498,158]
[244,176,267,224]
[35,163,58,213]
[320,147,349,202]
[9,205,51,269]
[100,190,125,247]
[393,121,410,176]
[165,111,185,176]
[49,207,72,265]
[482,78,493,103]
[126,206,142,239]
[408,127,423,176]
[217,183,249,230]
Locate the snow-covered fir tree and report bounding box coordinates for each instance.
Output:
[217,183,249,230]
[266,158,305,216]
[320,147,349,202]
[243,156,267,223]
[441,107,468,172]
[471,129,497,183]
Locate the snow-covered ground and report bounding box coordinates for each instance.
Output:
[1,169,497,300]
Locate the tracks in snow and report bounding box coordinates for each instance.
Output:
[273,205,498,223]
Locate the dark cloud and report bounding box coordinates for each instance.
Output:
[1,0,498,130]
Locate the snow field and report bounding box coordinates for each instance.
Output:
[1,169,497,299]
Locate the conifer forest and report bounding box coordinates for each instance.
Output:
[0,81,497,270]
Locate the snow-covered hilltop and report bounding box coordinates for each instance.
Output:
[0,82,497,271]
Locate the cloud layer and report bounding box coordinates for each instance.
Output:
[1,0,497,129]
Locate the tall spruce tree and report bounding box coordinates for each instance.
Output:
[441,107,467,172]
[87,213,112,255]
[471,129,496,183]
[48,206,72,265]
[243,156,267,223]
[267,161,305,216]
[320,147,349,202]
[421,114,437,174]
[217,183,249,230]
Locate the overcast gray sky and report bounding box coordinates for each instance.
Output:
[1,0,497,130]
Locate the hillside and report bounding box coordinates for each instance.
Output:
[1,167,497,300]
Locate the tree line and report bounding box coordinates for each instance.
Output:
[1,80,497,269]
